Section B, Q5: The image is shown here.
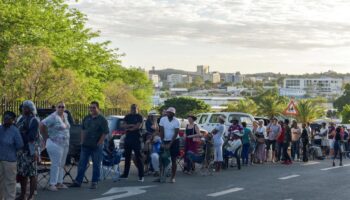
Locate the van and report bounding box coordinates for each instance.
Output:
[196,112,255,133]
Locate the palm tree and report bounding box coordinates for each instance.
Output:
[256,96,285,118]
[296,99,324,123]
[224,99,257,115]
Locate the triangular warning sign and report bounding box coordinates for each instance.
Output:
[283,99,299,116]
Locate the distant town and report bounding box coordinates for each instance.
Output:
[145,66,350,110]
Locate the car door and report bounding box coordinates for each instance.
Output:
[198,114,210,131]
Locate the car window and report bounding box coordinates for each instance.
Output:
[199,114,209,124]
[240,116,253,125]
[228,114,240,123]
[107,118,116,133]
[116,119,125,130]
[209,114,221,123]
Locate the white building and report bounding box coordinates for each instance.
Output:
[224,72,244,84]
[279,88,307,98]
[149,74,160,88]
[197,65,210,76]
[167,74,192,87]
[283,77,343,97]
[211,72,221,83]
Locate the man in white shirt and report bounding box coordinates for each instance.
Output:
[158,107,180,183]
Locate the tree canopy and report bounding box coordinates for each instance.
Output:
[0,0,153,109]
[159,97,211,118]
[334,83,350,112]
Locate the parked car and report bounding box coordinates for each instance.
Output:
[196,112,255,132]
[254,116,270,126]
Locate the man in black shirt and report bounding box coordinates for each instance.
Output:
[120,104,144,182]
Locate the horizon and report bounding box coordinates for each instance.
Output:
[69,0,350,74]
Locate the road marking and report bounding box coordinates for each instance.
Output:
[92,185,156,200]
[207,188,244,197]
[320,164,350,171]
[278,175,300,180]
[302,161,320,166]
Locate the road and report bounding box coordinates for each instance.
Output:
[37,159,350,200]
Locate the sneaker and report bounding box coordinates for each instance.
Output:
[138,177,144,182]
[90,183,97,189]
[170,178,176,183]
[47,185,58,192]
[56,184,68,189]
[69,182,81,188]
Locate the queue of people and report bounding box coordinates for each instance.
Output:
[1,100,350,200]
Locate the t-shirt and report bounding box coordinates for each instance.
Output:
[291,127,301,141]
[328,126,335,139]
[0,125,24,162]
[267,123,281,141]
[242,127,251,144]
[124,113,143,139]
[213,124,225,146]
[82,114,109,149]
[159,116,180,141]
[257,126,267,139]
[277,126,285,143]
[41,112,70,146]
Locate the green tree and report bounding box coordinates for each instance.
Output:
[223,99,258,115]
[159,97,211,118]
[341,105,350,124]
[252,88,288,118]
[296,99,324,123]
[334,84,350,112]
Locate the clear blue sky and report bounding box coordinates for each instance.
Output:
[69,0,350,74]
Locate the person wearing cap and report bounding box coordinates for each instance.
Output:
[211,115,226,172]
[0,111,24,200]
[183,115,201,174]
[119,104,145,182]
[16,100,40,200]
[158,107,180,183]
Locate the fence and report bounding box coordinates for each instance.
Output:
[0,99,147,124]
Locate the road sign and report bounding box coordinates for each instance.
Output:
[283,99,299,116]
[92,185,156,200]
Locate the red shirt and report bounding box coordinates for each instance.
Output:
[277,126,285,143]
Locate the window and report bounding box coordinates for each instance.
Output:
[228,114,240,123]
[199,114,209,124]
[209,114,221,123]
[240,116,253,125]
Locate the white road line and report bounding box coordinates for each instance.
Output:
[302,161,320,166]
[320,164,350,171]
[207,188,244,197]
[278,175,300,180]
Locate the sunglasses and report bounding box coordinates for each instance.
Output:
[58,106,65,109]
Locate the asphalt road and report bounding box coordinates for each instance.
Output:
[37,159,350,200]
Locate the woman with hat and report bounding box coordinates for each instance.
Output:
[16,100,40,200]
[183,115,201,174]
[211,115,226,172]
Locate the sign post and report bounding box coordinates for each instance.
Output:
[283,98,299,116]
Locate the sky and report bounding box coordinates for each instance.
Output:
[68,0,350,74]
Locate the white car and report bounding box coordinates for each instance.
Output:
[196,112,255,133]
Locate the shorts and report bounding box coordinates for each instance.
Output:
[266,140,276,151]
[329,139,335,149]
[162,139,180,160]
[314,139,322,146]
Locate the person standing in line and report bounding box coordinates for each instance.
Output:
[184,115,201,174]
[0,111,24,200]
[291,120,301,161]
[301,123,309,162]
[282,119,292,165]
[333,127,343,167]
[212,115,226,172]
[255,120,266,164]
[158,107,180,183]
[250,121,259,164]
[328,122,336,158]
[70,101,109,189]
[266,117,281,163]
[241,122,255,165]
[40,102,71,191]
[276,120,285,162]
[120,104,145,182]
[16,100,40,200]
[319,122,328,156]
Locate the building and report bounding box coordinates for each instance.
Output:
[211,72,221,83]
[343,76,350,85]
[149,73,160,88]
[167,74,192,87]
[224,72,244,84]
[197,65,210,76]
[283,77,343,97]
[279,88,307,98]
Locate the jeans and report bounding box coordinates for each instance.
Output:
[302,143,308,162]
[151,153,159,172]
[0,161,17,200]
[291,141,300,160]
[241,143,250,164]
[123,138,144,178]
[75,146,103,184]
[46,139,69,185]
[276,142,284,161]
[333,141,342,163]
